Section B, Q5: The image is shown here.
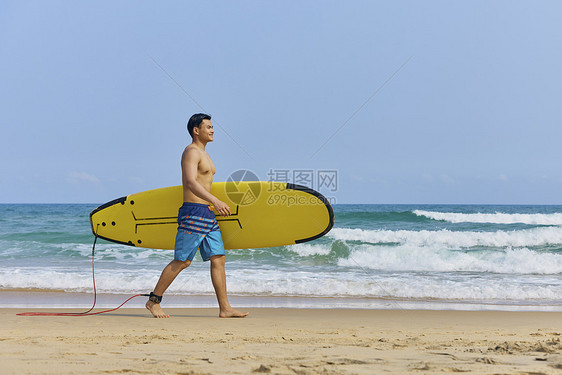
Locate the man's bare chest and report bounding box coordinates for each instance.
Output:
[198,154,215,175]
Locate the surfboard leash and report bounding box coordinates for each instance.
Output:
[17,225,150,317]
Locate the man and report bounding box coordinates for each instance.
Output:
[146,113,249,319]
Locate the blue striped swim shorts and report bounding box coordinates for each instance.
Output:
[173,202,225,262]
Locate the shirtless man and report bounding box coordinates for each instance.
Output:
[146,113,249,319]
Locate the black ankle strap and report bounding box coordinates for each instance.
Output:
[148,292,162,304]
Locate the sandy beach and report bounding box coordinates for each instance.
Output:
[2,307,561,374]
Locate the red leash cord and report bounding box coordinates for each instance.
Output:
[17,231,148,317]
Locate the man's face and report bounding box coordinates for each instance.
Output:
[196,119,214,142]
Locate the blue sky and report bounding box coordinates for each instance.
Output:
[1,1,561,204]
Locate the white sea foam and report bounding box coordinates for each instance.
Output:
[328,226,562,249]
[337,244,562,274]
[414,210,562,225]
[329,227,562,274]
[286,243,331,256]
[1,266,561,301]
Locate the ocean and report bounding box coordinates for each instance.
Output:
[1,203,561,311]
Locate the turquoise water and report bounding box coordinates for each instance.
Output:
[1,204,561,309]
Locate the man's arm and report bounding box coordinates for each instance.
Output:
[182,148,231,216]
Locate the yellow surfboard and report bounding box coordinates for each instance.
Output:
[89,182,334,250]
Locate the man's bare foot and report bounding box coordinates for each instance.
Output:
[219,307,249,318]
[146,300,170,318]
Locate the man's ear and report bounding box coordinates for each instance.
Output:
[193,126,199,136]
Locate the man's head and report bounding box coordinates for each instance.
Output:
[187,113,212,139]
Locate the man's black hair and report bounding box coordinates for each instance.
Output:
[187,113,211,138]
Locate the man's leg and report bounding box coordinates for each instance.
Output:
[209,255,249,318]
[146,259,191,318]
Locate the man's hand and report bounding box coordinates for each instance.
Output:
[212,199,231,216]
